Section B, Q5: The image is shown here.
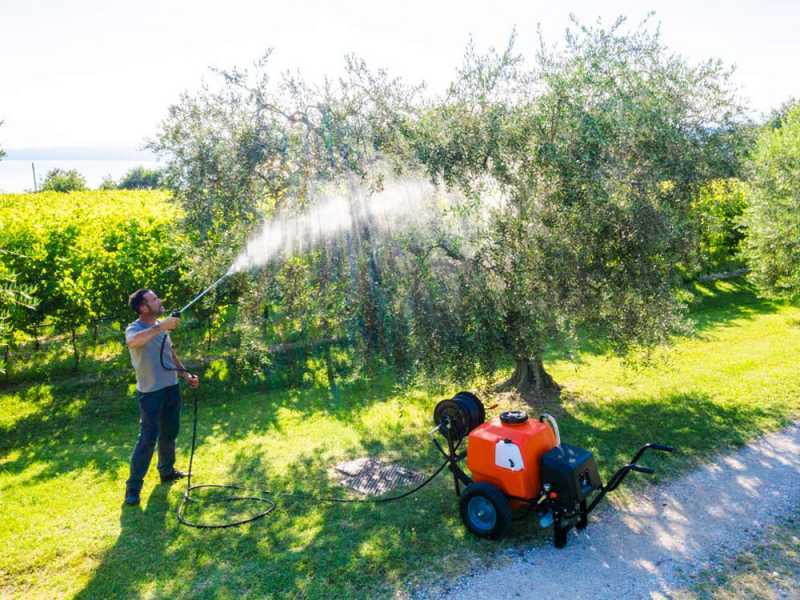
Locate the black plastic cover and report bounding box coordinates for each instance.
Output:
[499,410,528,424]
[541,443,602,510]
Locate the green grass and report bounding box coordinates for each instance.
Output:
[1,278,798,598]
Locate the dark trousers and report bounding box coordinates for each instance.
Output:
[126,384,181,494]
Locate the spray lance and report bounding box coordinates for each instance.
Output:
[170,269,231,319]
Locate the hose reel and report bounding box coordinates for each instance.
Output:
[433,391,485,442]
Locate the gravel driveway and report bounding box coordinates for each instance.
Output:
[423,422,800,599]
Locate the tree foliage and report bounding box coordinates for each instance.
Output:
[152,17,745,397]
[151,52,421,374]
[40,168,87,192]
[402,17,743,394]
[0,259,37,374]
[765,97,799,130]
[117,166,164,189]
[690,179,747,273]
[740,104,800,298]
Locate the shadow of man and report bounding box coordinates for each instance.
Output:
[75,484,173,599]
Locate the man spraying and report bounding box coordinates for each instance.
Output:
[124,288,199,506]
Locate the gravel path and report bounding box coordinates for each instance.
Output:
[425,422,800,599]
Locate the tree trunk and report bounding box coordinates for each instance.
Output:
[495,355,560,400]
[324,345,340,403]
[71,327,80,371]
[3,344,10,380]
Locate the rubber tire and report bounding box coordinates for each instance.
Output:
[459,482,512,540]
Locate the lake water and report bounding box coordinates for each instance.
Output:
[0,160,162,193]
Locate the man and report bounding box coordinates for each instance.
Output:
[124,288,199,506]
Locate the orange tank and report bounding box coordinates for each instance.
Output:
[466,415,557,501]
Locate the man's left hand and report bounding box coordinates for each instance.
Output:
[182,372,200,388]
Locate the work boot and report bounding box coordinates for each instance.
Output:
[124,490,140,506]
[160,470,187,484]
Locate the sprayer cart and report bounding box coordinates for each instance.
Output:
[431,392,674,548]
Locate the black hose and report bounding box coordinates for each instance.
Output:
[159,330,450,529]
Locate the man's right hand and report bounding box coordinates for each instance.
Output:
[159,316,180,331]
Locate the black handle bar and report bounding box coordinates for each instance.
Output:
[585,442,675,514]
[631,443,675,464]
[649,444,675,453]
[629,464,655,474]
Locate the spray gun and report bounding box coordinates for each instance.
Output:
[160,270,230,373]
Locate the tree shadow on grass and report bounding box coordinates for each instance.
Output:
[548,389,782,483]
[539,277,785,364]
[67,385,792,598]
[684,277,784,335]
[0,366,435,490]
[70,442,460,598]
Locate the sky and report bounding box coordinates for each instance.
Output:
[1,0,798,155]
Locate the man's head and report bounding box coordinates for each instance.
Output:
[128,288,164,317]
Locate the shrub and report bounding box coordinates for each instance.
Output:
[117,166,163,189]
[691,179,747,273]
[40,168,87,192]
[0,190,190,367]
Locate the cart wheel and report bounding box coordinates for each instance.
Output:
[553,516,569,549]
[459,482,512,539]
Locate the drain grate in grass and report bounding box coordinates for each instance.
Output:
[333,457,425,496]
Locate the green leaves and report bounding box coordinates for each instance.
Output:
[39,169,87,192]
[0,191,190,367]
[740,104,800,298]
[402,17,744,383]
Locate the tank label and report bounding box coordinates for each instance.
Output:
[495,440,525,471]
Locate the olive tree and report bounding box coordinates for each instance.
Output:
[740,104,800,297]
[406,18,743,396]
[150,53,421,373]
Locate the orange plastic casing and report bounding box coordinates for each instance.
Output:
[466,417,557,501]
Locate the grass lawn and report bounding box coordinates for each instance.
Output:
[1,278,798,598]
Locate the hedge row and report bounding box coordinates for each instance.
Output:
[0,190,189,365]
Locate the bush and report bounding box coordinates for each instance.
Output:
[98,175,117,190]
[0,190,190,367]
[690,179,747,273]
[117,166,163,189]
[40,168,87,192]
[740,105,800,297]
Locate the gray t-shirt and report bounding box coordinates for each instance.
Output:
[125,319,179,393]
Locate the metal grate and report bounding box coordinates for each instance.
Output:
[333,457,425,496]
